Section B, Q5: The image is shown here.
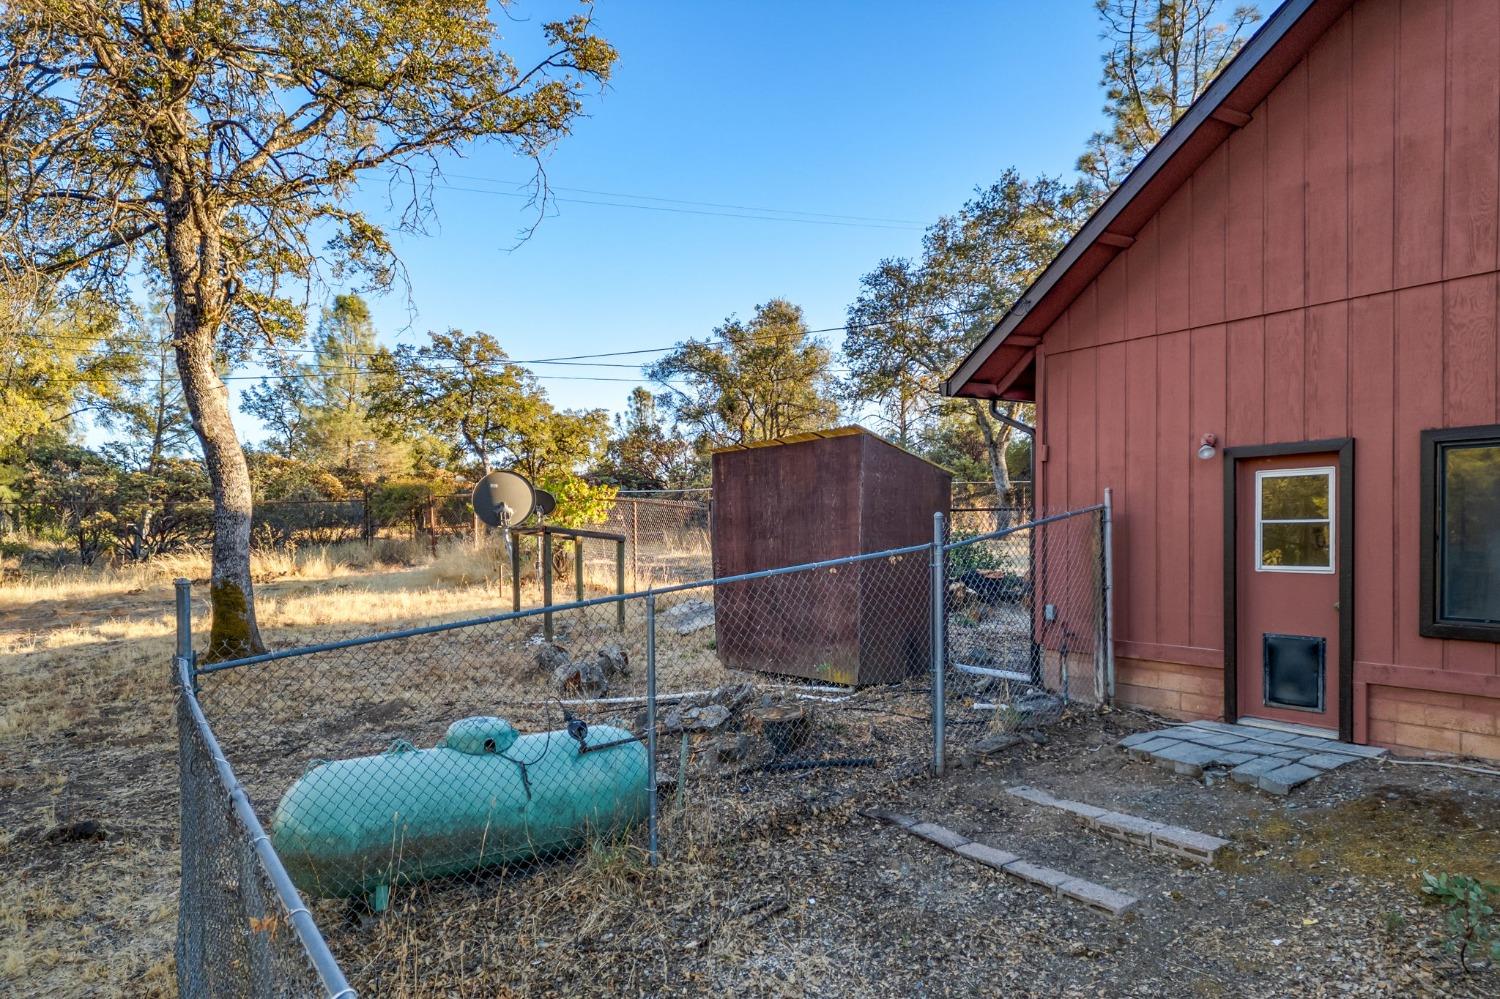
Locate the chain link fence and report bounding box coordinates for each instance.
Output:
[174,499,1105,996]
[941,505,1111,765]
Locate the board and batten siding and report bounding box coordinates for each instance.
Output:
[1034,0,1500,756]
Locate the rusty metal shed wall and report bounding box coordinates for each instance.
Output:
[710,428,950,685]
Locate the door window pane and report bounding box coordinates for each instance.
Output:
[1441,443,1500,624]
[1260,523,1331,568]
[1260,475,1330,520]
[1256,468,1334,573]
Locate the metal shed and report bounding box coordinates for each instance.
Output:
[710,426,951,686]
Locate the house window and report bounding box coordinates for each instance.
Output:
[1256,468,1335,573]
[1422,427,1500,641]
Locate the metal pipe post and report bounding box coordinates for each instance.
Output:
[645,592,660,866]
[173,578,192,663]
[615,540,626,631]
[1102,488,1116,701]
[542,530,554,641]
[930,511,946,777]
[631,502,639,585]
[575,537,585,603]
[510,531,522,613]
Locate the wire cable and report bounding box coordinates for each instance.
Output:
[438,171,926,226]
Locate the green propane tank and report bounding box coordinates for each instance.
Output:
[270,716,648,910]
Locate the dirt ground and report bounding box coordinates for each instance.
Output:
[322,708,1500,998]
[4,555,1500,997]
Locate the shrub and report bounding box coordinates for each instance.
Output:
[946,530,1001,576]
[1422,871,1500,973]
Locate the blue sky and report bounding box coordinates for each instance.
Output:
[241,1,1113,443]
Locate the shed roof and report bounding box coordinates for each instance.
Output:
[943,0,1353,400]
[710,424,953,475]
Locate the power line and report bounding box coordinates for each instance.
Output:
[428,181,926,231]
[13,305,983,365]
[123,368,691,386]
[437,171,927,226]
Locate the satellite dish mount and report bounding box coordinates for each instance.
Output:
[472,469,537,563]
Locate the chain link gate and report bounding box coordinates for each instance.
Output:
[936,500,1113,768]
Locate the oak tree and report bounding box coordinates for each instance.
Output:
[0,1,615,657]
[844,172,1090,496]
[647,299,841,449]
[368,328,607,481]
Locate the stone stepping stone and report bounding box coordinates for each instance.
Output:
[1005,786,1231,866]
[866,811,1139,917]
[1119,722,1387,795]
[1257,762,1323,795]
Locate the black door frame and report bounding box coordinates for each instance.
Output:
[1222,438,1355,743]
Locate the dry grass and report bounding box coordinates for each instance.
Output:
[0,538,623,998]
[0,527,731,997]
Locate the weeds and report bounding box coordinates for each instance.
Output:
[1422,872,1500,973]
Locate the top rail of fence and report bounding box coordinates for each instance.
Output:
[176,656,355,998]
[195,539,932,676]
[942,504,1104,551]
[194,507,1106,678]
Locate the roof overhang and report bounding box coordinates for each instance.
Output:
[944,0,1352,399]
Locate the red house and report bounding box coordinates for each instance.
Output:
[946,0,1500,760]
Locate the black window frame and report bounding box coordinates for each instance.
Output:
[1420,425,1500,642]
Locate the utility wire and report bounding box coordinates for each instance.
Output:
[14,305,983,364]
[436,171,927,226]
[428,180,926,231]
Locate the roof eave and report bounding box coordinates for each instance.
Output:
[944,0,1339,399]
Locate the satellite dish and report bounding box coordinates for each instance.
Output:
[472,470,535,528]
[534,488,557,519]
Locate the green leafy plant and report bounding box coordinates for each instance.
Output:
[1422,872,1500,973]
[539,475,618,530]
[946,531,1002,575]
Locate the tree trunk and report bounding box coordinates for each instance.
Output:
[175,322,265,660]
[970,398,1015,525]
[162,179,265,661]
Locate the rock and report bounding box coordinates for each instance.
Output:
[973,732,1022,756]
[663,704,732,732]
[661,597,715,635]
[533,642,572,677]
[686,682,754,713]
[553,659,608,697]
[947,581,977,614]
[715,732,756,763]
[1014,691,1063,724]
[592,643,630,679]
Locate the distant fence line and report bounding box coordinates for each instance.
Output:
[0,482,1030,563]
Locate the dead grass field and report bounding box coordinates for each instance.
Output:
[0,539,627,997]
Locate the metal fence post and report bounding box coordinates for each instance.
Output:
[574,537,585,603]
[1102,488,1116,702]
[174,577,193,665]
[931,511,946,777]
[510,535,522,613]
[645,591,660,867]
[615,539,626,631]
[542,529,554,641]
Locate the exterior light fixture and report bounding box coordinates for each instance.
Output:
[1197,433,1218,461]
